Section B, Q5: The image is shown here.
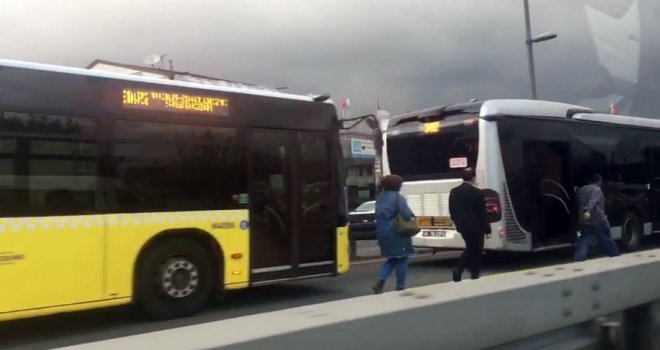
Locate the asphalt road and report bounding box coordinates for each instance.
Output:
[1,238,658,350]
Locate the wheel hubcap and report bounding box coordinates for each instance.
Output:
[158,258,199,299]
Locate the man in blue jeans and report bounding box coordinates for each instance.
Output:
[574,174,620,261]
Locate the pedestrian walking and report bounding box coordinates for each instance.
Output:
[574,174,620,261]
[448,168,491,282]
[372,175,418,294]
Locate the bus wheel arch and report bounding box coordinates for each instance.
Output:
[620,210,642,252]
[133,229,224,319]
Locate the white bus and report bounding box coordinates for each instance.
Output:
[383,99,660,252]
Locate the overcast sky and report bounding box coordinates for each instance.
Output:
[1,0,658,117]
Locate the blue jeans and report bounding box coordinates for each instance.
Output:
[574,224,620,261]
[379,256,409,289]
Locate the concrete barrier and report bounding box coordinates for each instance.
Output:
[56,250,660,350]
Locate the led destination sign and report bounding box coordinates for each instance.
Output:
[122,89,229,116]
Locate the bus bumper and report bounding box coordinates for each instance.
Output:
[412,230,466,249]
[337,225,350,274]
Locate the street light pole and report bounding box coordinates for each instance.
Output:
[523,0,558,100]
[524,0,537,100]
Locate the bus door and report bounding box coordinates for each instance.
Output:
[524,140,575,247]
[249,128,336,283]
[649,148,660,232]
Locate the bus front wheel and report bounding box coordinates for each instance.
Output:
[620,212,642,252]
[135,238,213,320]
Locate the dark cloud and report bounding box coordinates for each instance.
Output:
[1,0,659,117]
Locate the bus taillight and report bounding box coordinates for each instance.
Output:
[482,189,502,223]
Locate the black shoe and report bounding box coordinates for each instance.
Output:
[395,286,405,291]
[372,279,385,294]
[452,270,461,282]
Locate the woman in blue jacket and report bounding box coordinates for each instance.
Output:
[372,175,416,294]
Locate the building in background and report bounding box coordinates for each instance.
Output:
[87,59,274,91]
[340,128,377,210]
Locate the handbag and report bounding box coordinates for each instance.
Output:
[394,193,420,237]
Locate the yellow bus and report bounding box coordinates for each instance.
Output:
[0,59,349,321]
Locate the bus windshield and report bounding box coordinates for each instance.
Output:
[387,117,478,181]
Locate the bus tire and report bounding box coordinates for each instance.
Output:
[135,238,213,320]
[620,211,642,252]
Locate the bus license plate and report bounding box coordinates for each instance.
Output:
[423,230,446,238]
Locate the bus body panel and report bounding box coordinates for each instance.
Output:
[105,210,250,298]
[0,60,347,322]
[479,118,508,251]
[403,119,508,251]
[0,215,105,314]
[0,62,339,133]
[496,116,660,251]
[384,100,660,254]
[0,298,128,323]
[403,179,464,249]
[0,210,252,318]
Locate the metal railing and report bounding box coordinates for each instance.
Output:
[57,249,660,350]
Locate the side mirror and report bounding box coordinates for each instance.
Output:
[365,118,379,130]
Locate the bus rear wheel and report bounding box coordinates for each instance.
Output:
[620,212,642,252]
[135,238,213,320]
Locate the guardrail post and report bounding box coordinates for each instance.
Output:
[596,317,624,349]
[623,302,660,350]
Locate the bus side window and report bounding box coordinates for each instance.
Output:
[0,111,99,217]
[111,120,245,213]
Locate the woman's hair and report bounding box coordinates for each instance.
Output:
[381,175,404,192]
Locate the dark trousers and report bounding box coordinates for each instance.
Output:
[574,224,620,261]
[454,232,484,281]
[349,238,357,258]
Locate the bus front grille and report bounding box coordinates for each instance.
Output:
[406,192,450,217]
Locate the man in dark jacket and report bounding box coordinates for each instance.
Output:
[574,173,620,261]
[449,168,491,282]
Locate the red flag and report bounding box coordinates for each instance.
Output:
[610,101,618,115]
[341,98,347,109]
